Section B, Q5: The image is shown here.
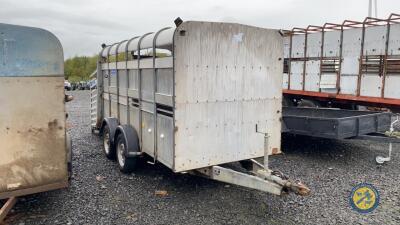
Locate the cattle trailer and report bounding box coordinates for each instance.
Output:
[91,21,309,196]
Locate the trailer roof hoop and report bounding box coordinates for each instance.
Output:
[286,13,400,36]
[291,27,307,35]
[106,42,120,62]
[322,23,342,31]
[305,25,323,33]
[115,40,128,56]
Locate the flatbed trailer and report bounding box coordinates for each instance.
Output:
[282,106,399,164]
[282,107,391,139]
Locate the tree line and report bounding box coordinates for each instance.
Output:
[64,55,97,82]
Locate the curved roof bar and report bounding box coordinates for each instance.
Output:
[156,28,175,49]
[109,41,121,56]
[140,33,157,50]
[125,36,140,58]
[115,40,128,56]
[137,32,154,57]
[153,27,172,55]
[106,42,119,59]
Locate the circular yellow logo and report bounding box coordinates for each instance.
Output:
[349,183,379,213]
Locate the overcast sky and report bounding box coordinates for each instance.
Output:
[1,0,399,58]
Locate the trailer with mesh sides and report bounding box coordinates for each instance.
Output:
[282,13,400,111]
[90,20,310,196]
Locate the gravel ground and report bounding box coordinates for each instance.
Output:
[3,90,400,225]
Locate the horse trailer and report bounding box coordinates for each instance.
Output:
[0,23,71,201]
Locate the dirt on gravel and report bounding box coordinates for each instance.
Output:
[3,90,400,225]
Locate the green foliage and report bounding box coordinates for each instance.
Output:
[64,55,97,82]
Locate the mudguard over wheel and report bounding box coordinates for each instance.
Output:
[114,125,140,173]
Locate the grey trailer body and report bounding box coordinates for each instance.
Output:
[92,21,309,196]
[0,23,69,199]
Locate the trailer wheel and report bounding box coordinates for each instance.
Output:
[116,133,137,173]
[102,124,116,159]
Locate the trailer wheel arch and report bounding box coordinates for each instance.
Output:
[114,125,140,157]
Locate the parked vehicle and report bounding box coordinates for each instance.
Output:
[88,79,97,89]
[77,81,89,90]
[64,80,72,90]
[71,82,78,90]
[0,23,71,200]
[90,21,310,196]
[279,13,400,164]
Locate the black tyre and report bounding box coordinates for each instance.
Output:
[116,133,137,173]
[66,133,73,180]
[102,124,116,159]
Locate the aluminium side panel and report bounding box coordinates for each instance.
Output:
[283,73,289,89]
[340,28,362,95]
[306,33,322,58]
[304,60,320,92]
[385,23,400,99]
[291,35,305,58]
[323,30,341,57]
[173,22,282,172]
[363,25,387,56]
[388,23,400,55]
[283,37,290,58]
[289,61,304,90]
[384,73,400,99]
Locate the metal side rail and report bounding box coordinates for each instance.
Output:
[349,132,400,143]
[89,70,98,131]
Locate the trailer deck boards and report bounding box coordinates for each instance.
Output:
[282,107,391,139]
